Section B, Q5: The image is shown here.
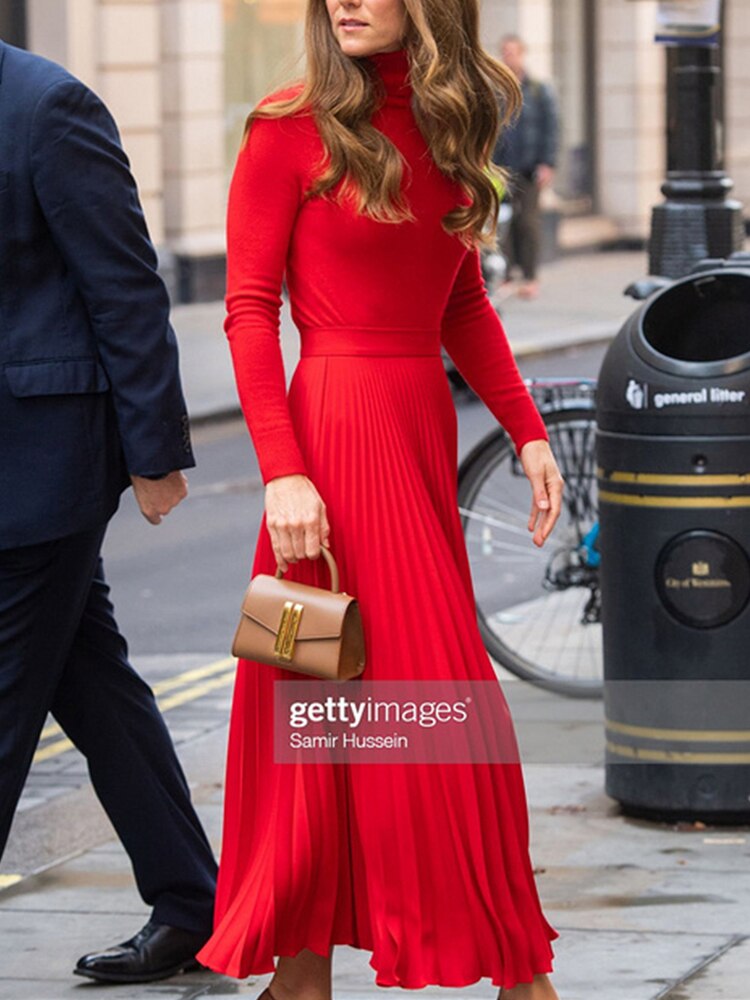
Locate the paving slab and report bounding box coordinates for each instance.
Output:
[3,753,749,1000]
[4,656,750,999]
[672,937,750,999]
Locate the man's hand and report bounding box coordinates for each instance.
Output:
[130,472,188,525]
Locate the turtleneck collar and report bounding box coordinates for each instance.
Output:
[366,47,412,108]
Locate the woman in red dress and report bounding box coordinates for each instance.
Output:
[197,1,564,998]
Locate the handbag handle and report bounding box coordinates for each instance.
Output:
[274,543,340,593]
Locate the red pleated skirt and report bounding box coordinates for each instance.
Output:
[196,327,559,990]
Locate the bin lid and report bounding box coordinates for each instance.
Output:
[634,269,750,379]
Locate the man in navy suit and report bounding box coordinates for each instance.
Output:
[0,39,218,982]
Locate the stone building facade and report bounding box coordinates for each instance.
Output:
[3,0,748,300]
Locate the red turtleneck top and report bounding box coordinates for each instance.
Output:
[224,48,549,485]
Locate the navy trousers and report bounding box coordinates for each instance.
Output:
[0,523,217,933]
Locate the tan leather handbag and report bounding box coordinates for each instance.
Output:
[231,545,366,681]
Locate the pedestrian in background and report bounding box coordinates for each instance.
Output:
[493,34,559,300]
[0,37,217,983]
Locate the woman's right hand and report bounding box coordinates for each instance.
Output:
[265,474,331,573]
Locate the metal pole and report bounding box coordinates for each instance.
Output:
[649,0,744,278]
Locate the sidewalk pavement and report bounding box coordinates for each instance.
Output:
[2,248,749,999]
[174,250,648,424]
[1,667,748,1000]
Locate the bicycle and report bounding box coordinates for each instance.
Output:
[457,378,602,698]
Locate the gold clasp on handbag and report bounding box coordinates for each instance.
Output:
[274,600,304,661]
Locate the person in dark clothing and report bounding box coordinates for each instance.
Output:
[492,34,559,299]
[0,38,217,983]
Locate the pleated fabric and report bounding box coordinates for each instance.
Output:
[196,327,560,989]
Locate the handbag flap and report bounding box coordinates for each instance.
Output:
[239,573,353,640]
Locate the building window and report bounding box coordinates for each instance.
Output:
[223,0,306,177]
[0,0,27,48]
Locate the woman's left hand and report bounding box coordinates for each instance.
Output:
[519,439,565,548]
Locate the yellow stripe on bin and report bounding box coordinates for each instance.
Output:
[33,659,237,765]
[597,467,750,487]
[606,719,750,742]
[598,490,750,509]
[0,875,22,889]
[607,739,750,764]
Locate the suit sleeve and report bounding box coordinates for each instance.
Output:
[28,78,193,477]
[440,248,549,455]
[222,112,309,485]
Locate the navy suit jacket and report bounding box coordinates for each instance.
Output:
[0,41,195,549]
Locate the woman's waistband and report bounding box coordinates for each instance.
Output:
[299,326,443,357]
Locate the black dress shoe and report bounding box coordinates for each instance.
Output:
[73,919,210,983]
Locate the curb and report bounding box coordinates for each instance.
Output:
[187,330,614,428]
[512,329,615,360]
[189,405,245,428]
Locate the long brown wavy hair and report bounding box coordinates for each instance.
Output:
[244,0,521,247]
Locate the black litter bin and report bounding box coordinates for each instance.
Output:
[596,257,750,822]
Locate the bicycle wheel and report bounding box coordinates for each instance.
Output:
[458,407,602,698]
